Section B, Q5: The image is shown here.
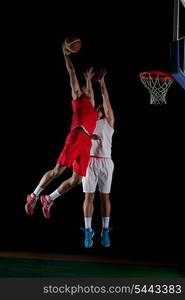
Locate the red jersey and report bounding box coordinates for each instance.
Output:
[71,95,98,135]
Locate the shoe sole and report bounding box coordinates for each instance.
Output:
[85,242,93,248]
[40,196,51,219]
[101,232,111,247]
[25,203,34,215]
[42,206,50,219]
[101,241,111,248]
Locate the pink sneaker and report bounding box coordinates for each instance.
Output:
[25,193,38,215]
[40,195,53,219]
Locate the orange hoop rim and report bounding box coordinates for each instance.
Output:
[139,71,174,81]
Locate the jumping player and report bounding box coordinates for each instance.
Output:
[81,69,114,248]
[25,43,99,219]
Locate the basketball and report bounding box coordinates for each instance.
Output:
[64,36,81,53]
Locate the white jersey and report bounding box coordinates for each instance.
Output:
[90,118,114,158]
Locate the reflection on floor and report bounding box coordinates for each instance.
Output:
[0,252,183,278]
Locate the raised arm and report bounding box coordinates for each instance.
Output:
[62,43,81,100]
[97,70,114,128]
[84,67,95,107]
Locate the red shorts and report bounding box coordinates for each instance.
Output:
[57,128,92,176]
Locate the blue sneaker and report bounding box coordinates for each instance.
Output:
[101,228,112,247]
[81,228,94,248]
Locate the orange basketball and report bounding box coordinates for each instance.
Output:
[64,36,81,53]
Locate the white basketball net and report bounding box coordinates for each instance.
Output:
[140,72,174,105]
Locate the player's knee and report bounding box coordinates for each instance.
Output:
[100,193,110,202]
[85,193,94,202]
[52,165,64,177]
[70,176,82,186]
[51,170,59,178]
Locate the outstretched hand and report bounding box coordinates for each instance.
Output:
[95,69,107,83]
[62,42,71,55]
[84,67,95,80]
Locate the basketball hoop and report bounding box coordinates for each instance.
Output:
[139,71,174,105]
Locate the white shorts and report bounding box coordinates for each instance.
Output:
[82,157,114,193]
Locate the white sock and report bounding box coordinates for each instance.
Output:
[49,190,61,201]
[33,186,43,197]
[102,217,110,229]
[84,217,92,229]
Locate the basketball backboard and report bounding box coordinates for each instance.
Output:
[171,0,185,89]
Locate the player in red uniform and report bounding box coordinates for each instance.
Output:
[25,43,100,219]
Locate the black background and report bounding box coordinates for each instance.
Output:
[2,0,184,264]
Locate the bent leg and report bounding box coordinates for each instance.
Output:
[40,171,82,219]
[57,172,82,194]
[38,164,66,189]
[26,164,66,216]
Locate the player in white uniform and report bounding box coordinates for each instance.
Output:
[81,69,114,248]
